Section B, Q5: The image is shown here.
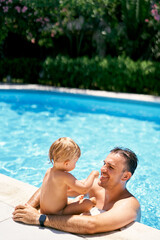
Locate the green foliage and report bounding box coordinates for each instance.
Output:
[0,58,41,83]
[0,0,159,96]
[120,0,160,59]
[1,0,159,60]
[1,55,159,95]
[41,55,160,95]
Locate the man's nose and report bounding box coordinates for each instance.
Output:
[101,165,107,172]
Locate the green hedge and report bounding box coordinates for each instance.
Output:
[0,56,160,95]
[0,58,42,83]
[42,55,160,95]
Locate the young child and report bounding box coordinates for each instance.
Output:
[40,137,99,215]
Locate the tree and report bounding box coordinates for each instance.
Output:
[0,0,159,60]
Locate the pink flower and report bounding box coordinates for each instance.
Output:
[154,15,160,21]
[51,33,54,37]
[44,17,49,22]
[151,9,157,16]
[6,0,12,3]
[153,4,157,8]
[22,6,28,13]
[15,6,21,13]
[145,19,149,22]
[36,17,42,22]
[31,39,35,44]
[3,6,9,12]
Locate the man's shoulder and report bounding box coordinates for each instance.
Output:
[115,191,140,211]
[116,193,141,222]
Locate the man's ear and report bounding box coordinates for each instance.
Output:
[122,171,132,181]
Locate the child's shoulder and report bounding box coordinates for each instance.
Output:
[54,171,75,182]
[51,169,71,177]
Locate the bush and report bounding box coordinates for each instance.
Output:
[42,55,160,95]
[0,55,160,95]
[0,58,42,83]
[1,0,159,60]
[42,56,100,89]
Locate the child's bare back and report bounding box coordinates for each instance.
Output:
[40,137,99,215]
[40,168,69,214]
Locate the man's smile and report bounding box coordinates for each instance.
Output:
[100,173,109,181]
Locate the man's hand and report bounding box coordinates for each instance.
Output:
[12,204,40,225]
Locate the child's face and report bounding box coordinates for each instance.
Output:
[66,157,79,172]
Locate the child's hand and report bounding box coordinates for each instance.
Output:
[92,170,99,178]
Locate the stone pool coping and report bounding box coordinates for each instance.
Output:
[0,83,160,103]
[0,84,160,239]
[0,174,160,240]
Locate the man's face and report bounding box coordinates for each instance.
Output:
[98,153,127,189]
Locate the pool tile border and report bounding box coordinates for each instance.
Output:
[0,83,160,103]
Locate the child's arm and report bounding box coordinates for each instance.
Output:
[64,170,99,195]
[67,179,87,197]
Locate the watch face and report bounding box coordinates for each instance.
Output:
[39,214,46,226]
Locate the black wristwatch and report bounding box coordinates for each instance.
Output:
[39,214,46,227]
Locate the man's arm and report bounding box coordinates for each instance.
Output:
[12,204,94,234]
[13,196,140,234]
[45,197,140,233]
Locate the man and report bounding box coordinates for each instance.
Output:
[13,147,140,234]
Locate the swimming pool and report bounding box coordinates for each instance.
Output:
[0,89,160,229]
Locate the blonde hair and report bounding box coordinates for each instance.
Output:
[49,137,81,163]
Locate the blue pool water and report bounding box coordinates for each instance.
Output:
[0,89,160,229]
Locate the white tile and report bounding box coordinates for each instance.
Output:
[0,202,13,222]
[0,174,37,207]
[0,218,84,240]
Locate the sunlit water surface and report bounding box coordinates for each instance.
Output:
[0,90,160,229]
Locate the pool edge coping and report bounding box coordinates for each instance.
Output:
[0,83,160,103]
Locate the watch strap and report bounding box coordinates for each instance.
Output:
[39,214,46,227]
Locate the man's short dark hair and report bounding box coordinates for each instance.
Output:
[110,147,138,175]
